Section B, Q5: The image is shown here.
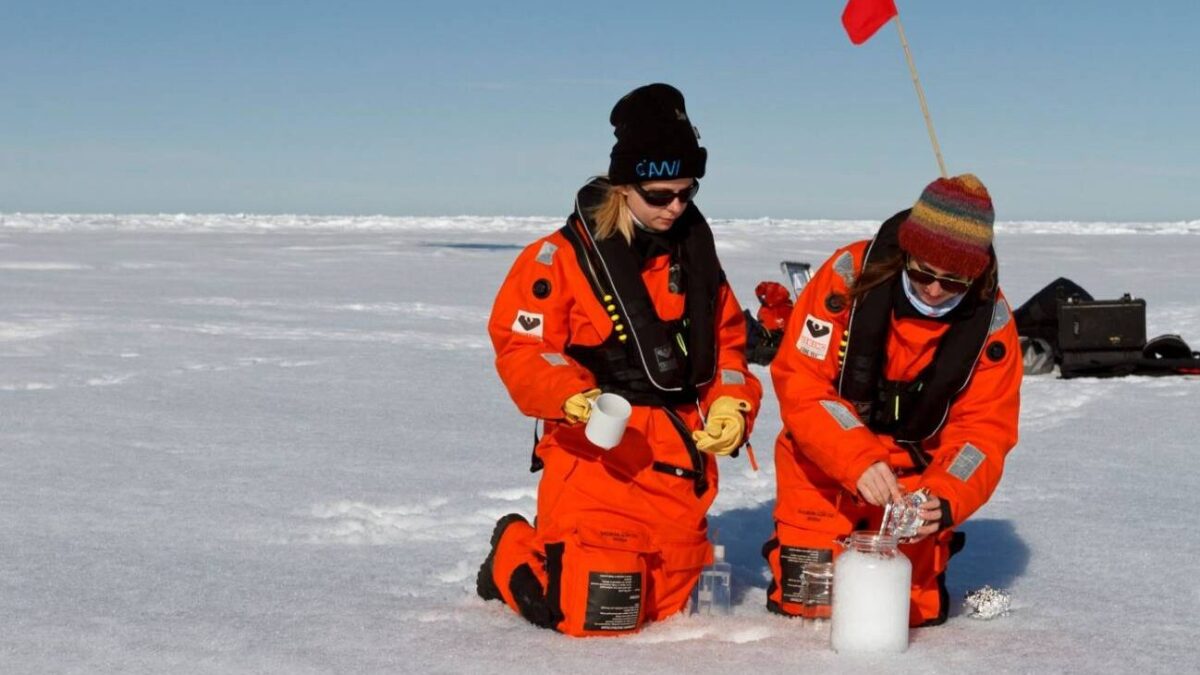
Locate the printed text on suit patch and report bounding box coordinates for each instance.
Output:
[798,314,834,360]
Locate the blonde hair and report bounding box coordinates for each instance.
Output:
[589,181,634,243]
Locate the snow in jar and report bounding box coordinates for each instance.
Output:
[830,531,911,653]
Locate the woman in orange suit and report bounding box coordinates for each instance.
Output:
[476,83,762,636]
[765,174,1021,627]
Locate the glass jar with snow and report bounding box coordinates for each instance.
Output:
[830,531,911,653]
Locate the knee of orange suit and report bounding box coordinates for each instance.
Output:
[545,519,661,636]
[644,564,699,623]
[901,530,959,627]
[901,530,958,586]
[490,518,541,611]
[639,534,712,623]
[762,536,795,616]
[909,576,949,627]
[764,521,844,618]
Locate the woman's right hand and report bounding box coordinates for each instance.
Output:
[856,462,904,506]
[562,388,602,424]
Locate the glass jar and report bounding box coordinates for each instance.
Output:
[830,531,912,653]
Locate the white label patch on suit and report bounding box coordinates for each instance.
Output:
[797,314,834,360]
[820,400,863,430]
[541,352,567,366]
[948,443,986,482]
[989,298,1012,335]
[721,369,745,385]
[833,251,857,287]
[535,241,557,266]
[512,310,544,339]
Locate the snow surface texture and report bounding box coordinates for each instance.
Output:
[2,214,1198,673]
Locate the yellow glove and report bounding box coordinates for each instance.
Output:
[562,388,602,424]
[692,397,752,456]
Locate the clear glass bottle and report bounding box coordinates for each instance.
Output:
[830,532,911,653]
[692,544,733,616]
[802,562,834,625]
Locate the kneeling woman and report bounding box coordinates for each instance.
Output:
[765,174,1021,626]
[478,84,761,636]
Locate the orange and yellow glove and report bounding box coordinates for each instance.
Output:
[562,388,602,424]
[692,397,752,456]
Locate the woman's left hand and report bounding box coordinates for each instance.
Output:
[905,495,946,543]
[692,397,751,456]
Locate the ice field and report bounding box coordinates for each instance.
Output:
[2,213,1198,673]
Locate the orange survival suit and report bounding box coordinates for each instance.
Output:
[765,212,1021,626]
[484,178,762,636]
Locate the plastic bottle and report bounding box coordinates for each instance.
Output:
[830,532,911,653]
[692,544,733,616]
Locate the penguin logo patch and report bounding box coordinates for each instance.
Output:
[798,314,834,360]
[513,310,544,339]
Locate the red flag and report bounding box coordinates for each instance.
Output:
[842,0,898,45]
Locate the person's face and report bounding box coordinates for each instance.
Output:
[619,178,696,232]
[906,255,973,307]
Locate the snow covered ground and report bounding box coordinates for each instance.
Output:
[2,213,1198,673]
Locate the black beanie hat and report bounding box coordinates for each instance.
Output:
[608,83,707,185]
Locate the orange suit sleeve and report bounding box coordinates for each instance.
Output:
[488,236,596,421]
[917,295,1023,524]
[698,281,764,431]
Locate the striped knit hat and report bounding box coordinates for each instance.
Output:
[898,173,994,279]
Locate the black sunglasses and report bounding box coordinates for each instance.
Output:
[905,257,973,294]
[632,181,700,207]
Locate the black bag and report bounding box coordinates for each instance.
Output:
[1019,336,1055,375]
[1013,277,1092,359]
[1134,334,1200,376]
[743,309,784,366]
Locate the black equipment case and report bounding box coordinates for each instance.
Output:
[1057,294,1146,352]
[1057,294,1146,378]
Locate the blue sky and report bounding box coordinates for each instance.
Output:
[2,1,1197,220]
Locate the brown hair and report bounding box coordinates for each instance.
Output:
[846,251,998,307]
[588,181,634,243]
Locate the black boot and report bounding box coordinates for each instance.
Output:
[476,513,530,602]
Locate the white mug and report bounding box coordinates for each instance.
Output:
[585,393,632,450]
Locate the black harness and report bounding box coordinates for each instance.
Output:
[559,178,720,404]
[837,211,995,469]
[533,178,725,496]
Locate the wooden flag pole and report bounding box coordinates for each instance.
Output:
[894,14,948,178]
